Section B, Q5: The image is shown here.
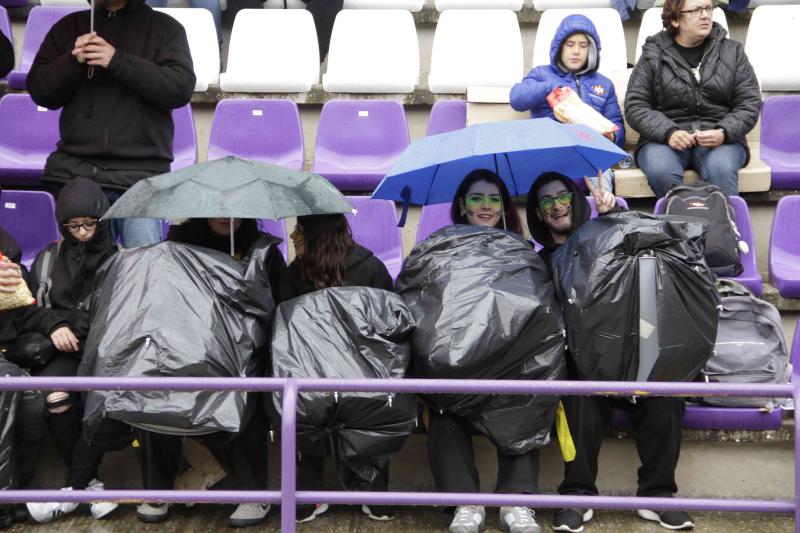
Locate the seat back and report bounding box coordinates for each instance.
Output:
[533,8,627,75]
[323,9,419,93]
[345,196,403,280]
[8,6,84,89]
[344,0,424,10]
[221,9,319,93]
[761,95,800,189]
[636,7,728,62]
[171,104,197,171]
[428,9,523,93]
[534,0,613,8]
[0,190,60,269]
[745,5,800,91]
[436,0,523,9]
[208,99,304,170]
[0,94,61,182]
[257,218,288,261]
[771,195,800,258]
[426,100,467,136]
[416,203,452,244]
[154,8,220,91]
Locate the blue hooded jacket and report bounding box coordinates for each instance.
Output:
[509,14,625,149]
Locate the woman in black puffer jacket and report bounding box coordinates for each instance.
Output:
[624,0,761,198]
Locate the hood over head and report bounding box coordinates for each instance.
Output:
[526,173,590,250]
[550,14,602,75]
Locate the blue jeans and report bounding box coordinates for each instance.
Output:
[636,142,747,198]
[147,0,222,45]
[105,191,164,248]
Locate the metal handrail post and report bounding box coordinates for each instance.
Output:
[280,378,298,533]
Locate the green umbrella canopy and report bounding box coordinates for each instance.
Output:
[102,157,355,220]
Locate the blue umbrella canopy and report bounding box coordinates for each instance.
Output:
[371,118,627,206]
[102,157,354,220]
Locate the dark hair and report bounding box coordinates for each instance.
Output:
[530,172,572,202]
[450,169,523,235]
[661,0,687,35]
[296,213,355,290]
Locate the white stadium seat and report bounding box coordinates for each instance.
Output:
[636,7,727,63]
[323,9,419,93]
[154,8,220,91]
[745,5,800,91]
[220,9,319,92]
[533,1,613,9]
[435,0,523,10]
[428,9,523,93]
[532,8,628,75]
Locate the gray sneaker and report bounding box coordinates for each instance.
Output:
[499,506,540,533]
[87,479,118,520]
[136,503,170,523]
[449,505,485,533]
[229,503,271,527]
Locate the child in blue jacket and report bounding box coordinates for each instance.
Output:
[510,14,625,190]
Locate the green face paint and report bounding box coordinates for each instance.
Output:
[465,193,503,211]
[538,191,573,211]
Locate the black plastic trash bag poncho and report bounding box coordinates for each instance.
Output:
[270,287,417,471]
[551,212,719,382]
[0,357,27,491]
[80,239,277,438]
[397,225,566,455]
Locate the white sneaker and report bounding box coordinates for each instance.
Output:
[499,506,541,533]
[228,503,271,527]
[449,505,485,533]
[26,487,79,524]
[87,479,118,519]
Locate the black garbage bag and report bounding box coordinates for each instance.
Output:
[396,225,566,454]
[270,287,417,470]
[551,211,719,382]
[80,238,277,439]
[0,357,25,493]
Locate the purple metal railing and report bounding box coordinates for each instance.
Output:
[0,376,795,533]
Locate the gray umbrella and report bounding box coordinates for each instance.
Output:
[102,156,355,221]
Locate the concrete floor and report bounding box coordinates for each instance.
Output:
[3,505,795,533]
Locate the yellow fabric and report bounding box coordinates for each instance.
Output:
[555,400,576,462]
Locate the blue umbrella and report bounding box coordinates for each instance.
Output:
[372,118,627,220]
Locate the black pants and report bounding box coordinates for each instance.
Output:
[557,395,684,497]
[297,453,389,491]
[427,411,539,494]
[139,399,268,490]
[66,419,133,489]
[13,389,46,488]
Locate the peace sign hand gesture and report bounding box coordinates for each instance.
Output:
[584,170,616,214]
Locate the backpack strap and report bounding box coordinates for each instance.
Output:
[716,278,752,298]
[35,241,62,310]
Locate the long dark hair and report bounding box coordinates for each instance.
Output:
[450,169,523,235]
[297,214,355,290]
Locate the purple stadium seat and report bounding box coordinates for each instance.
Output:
[8,6,84,89]
[312,100,409,192]
[172,104,197,171]
[0,94,61,185]
[345,196,403,280]
[769,195,800,298]
[761,96,800,189]
[426,100,466,136]
[208,99,304,170]
[416,203,451,244]
[257,218,288,261]
[655,195,762,296]
[0,190,60,269]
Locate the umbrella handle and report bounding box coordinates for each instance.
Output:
[397,186,412,228]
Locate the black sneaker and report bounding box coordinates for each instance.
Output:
[361,504,395,521]
[296,503,329,523]
[553,508,593,533]
[637,509,694,530]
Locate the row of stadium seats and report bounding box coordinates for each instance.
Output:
[4,5,799,93]
[3,187,800,300]
[2,95,799,193]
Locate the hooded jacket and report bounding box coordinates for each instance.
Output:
[279,244,393,302]
[510,14,625,149]
[624,23,761,164]
[15,178,117,343]
[27,0,195,185]
[0,227,26,346]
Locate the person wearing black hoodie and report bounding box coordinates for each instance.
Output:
[0,33,13,80]
[525,172,692,533]
[27,0,195,247]
[13,178,127,524]
[134,217,286,527]
[278,213,394,525]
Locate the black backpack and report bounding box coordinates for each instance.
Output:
[663,184,743,277]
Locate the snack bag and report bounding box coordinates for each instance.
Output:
[547,86,619,136]
[0,254,34,311]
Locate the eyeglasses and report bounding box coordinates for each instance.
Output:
[62,219,98,233]
[465,193,503,211]
[680,4,715,18]
[538,192,573,211]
